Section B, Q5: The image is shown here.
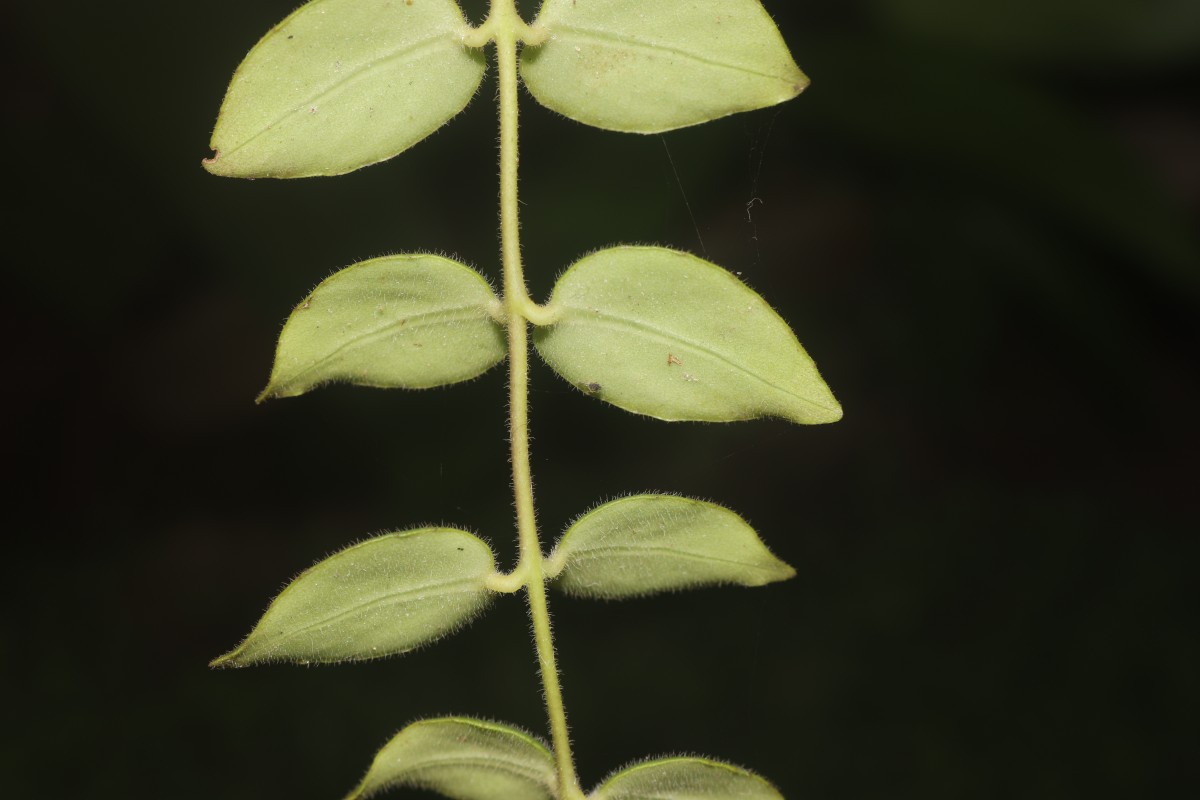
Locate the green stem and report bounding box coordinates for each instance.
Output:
[486,3,583,798]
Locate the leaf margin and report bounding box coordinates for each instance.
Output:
[533,244,843,425]
[546,493,796,599]
[258,252,508,402]
[210,526,499,668]
[204,0,487,179]
[592,755,784,800]
[345,716,557,800]
[521,0,809,134]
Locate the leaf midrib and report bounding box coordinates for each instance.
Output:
[548,23,789,84]
[562,542,778,574]
[281,303,495,383]
[261,576,484,650]
[223,32,464,159]
[404,753,555,788]
[555,307,835,415]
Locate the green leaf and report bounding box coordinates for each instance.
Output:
[205,0,484,178]
[533,246,841,424]
[521,0,807,133]
[548,495,794,599]
[346,717,556,800]
[594,757,783,800]
[259,254,505,401]
[211,528,496,667]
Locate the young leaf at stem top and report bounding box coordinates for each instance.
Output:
[521,0,807,133]
[533,246,841,424]
[204,0,484,178]
[546,495,794,599]
[211,528,497,667]
[259,254,506,401]
[593,757,783,800]
[346,717,556,800]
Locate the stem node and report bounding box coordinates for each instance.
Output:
[495,16,583,799]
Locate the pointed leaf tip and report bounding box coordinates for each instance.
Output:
[347,718,556,800]
[522,0,807,133]
[213,528,497,667]
[208,0,485,178]
[534,246,841,424]
[260,254,505,400]
[550,495,795,599]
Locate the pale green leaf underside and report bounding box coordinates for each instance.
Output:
[534,247,841,424]
[347,717,556,800]
[548,495,794,598]
[521,0,807,133]
[594,757,783,800]
[260,254,505,401]
[212,529,496,666]
[205,0,483,178]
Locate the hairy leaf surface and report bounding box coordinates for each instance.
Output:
[594,757,783,800]
[205,0,483,178]
[260,254,505,400]
[521,0,806,133]
[212,529,496,666]
[548,495,794,598]
[534,246,841,424]
[347,717,556,800]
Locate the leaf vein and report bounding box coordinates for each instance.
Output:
[224,32,463,160]
[560,308,834,414]
[564,543,775,572]
[403,754,553,785]
[552,24,788,84]
[282,303,494,384]
[263,577,483,649]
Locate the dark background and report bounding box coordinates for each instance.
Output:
[5,0,1197,797]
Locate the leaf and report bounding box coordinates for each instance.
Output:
[259,254,505,401]
[211,528,496,667]
[593,757,783,800]
[521,0,807,133]
[346,717,556,800]
[205,0,484,178]
[533,246,841,424]
[547,495,794,599]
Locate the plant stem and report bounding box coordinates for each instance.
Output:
[492,4,584,797]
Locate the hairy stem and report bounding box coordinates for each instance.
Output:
[489,2,584,797]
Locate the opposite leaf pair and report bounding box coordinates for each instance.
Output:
[207,1,820,797]
[347,718,782,800]
[262,246,841,425]
[205,0,808,178]
[212,495,792,667]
